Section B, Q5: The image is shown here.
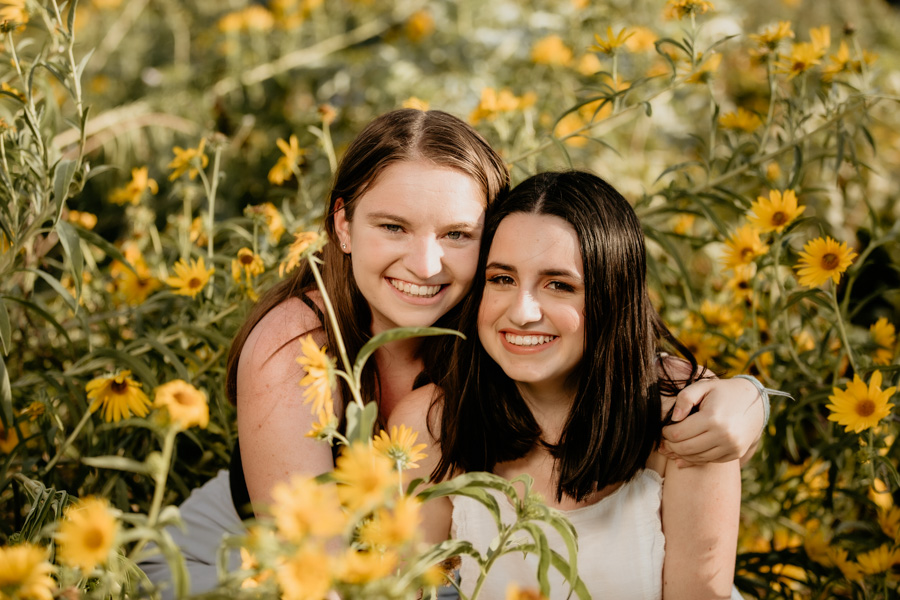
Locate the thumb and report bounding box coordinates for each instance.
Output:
[671,380,709,422]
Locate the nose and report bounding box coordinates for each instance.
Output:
[509,290,542,325]
[404,235,444,280]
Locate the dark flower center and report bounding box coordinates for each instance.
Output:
[771,211,787,226]
[821,253,840,270]
[856,399,876,418]
[189,277,202,289]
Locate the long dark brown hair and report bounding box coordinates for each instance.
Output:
[433,171,703,501]
[225,109,509,428]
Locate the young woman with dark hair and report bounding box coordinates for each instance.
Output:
[392,171,743,599]
[142,112,761,597]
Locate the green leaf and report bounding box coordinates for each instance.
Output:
[353,326,464,382]
[88,347,158,388]
[543,513,580,583]
[344,400,379,443]
[53,159,78,204]
[521,522,552,597]
[67,0,79,36]
[27,268,78,314]
[549,549,591,600]
[73,225,136,273]
[132,337,191,381]
[1,296,74,350]
[55,220,83,300]
[0,297,10,355]
[0,354,12,429]
[82,455,150,475]
[783,288,831,312]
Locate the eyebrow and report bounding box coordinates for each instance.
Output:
[485,262,582,280]
[365,211,481,231]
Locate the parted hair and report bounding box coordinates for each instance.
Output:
[225,109,509,425]
[432,171,701,501]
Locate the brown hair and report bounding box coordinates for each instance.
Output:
[225,109,509,423]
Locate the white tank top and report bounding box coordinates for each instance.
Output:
[451,469,666,600]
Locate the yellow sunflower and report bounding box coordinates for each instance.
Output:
[336,548,397,584]
[277,545,333,600]
[778,42,821,78]
[0,543,55,600]
[685,52,722,85]
[870,317,896,366]
[507,583,549,600]
[405,10,434,43]
[0,0,27,26]
[373,424,428,471]
[270,474,345,542]
[279,231,321,276]
[725,263,756,302]
[826,371,896,433]
[296,335,335,417]
[268,135,305,186]
[591,27,633,55]
[109,166,158,206]
[530,35,573,66]
[718,108,762,133]
[664,0,714,20]
[358,494,422,548]
[828,547,862,581]
[245,202,285,244]
[56,497,119,573]
[749,21,794,49]
[747,189,805,233]
[154,379,209,430]
[793,236,857,288]
[110,247,160,306]
[165,256,215,298]
[231,248,265,283]
[85,370,152,423]
[878,506,900,542]
[332,443,395,512]
[305,407,339,441]
[167,138,208,181]
[721,225,768,272]
[857,544,899,576]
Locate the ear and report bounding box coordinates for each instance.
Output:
[333,198,351,254]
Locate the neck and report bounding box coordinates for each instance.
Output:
[516,380,575,445]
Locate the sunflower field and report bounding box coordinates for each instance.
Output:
[1,0,900,597]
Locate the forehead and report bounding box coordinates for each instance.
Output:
[355,161,486,224]
[489,213,583,274]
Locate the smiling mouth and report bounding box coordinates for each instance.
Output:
[504,333,557,347]
[388,278,444,298]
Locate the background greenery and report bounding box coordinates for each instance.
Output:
[2,0,900,597]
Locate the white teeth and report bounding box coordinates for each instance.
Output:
[389,279,441,297]
[505,333,556,346]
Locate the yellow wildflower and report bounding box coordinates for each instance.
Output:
[554,112,587,148]
[217,11,243,33]
[747,189,805,233]
[857,544,899,576]
[56,497,119,573]
[766,162,782,181]
[280,230,321,276]
[231,248,264,283]
[507,583,549,600]
[531,34,573,66]
[1,82,25,102]
[803,528,832,567]
[870,478,893,511]
[576,53,602,76]
[625,26,658,52]
[373,424,428,470]
[675,329,719,366]
[809,25,831,57]
[0,543,55,600]
[591,27,633,55]
[749,21,794,49]
[827,371,896,434]
[189,216,208,247]
[878,506,900,542]
[109,166,158,205]
[721,225,768,271]
[242,5,274,30]
[332,443,395,512]
[277,546,333,600]
[65,210,97,230]
[402,97,429,111]
[718,108,762,133]
[778,42,820,78]
[359,495,422,548]
[167,138,209,181]
[822,41,877,81]
[110,249,160,306]
[319,103,338,125]
[246,202,285,244]
[271,475,345,542]
[671,214,695,235]
[154,379,209,429]
[405,9,434,42]
[828,547,862,581]
[870,317,896,366]
[297,335,335,417]
[0,0,27,27]
[165,256,215,298]
[469,87,526,124]
[337,548,397,584]
[685,53,722,84]
[305,408,339,441]
[793,236,856,287]
[0,421,18,453]
[86,370,151,422]
[664,0,714,20]
[268,135,305,186]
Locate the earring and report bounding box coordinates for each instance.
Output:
[341,243,347,250]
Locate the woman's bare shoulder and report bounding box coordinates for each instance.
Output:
[241,296,325,370]
[389,384,442,441]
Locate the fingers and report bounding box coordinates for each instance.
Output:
[662,411,710,443]
[670,379,714,422]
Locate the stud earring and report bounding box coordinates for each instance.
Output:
[341,243,347,250]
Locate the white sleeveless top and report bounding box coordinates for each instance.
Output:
[452,469,666,600]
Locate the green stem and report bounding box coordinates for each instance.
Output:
[469,527,514,600]
[829,285,859,375]
[129,426,179,560]
[758,55,778,153]
[321,119,337,174]
[40,407,92,476]
[307,257,361,407]
[772,237,816,379]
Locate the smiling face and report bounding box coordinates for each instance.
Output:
[334,160,486,333]
[477,212,586,395]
